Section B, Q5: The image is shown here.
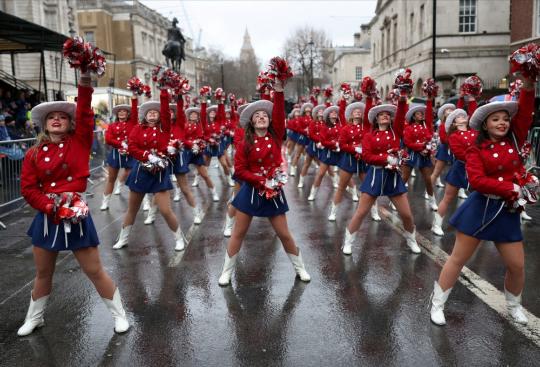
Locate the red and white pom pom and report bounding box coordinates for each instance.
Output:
[311,86,321,96]
[63,36,106,76]
[214,87,225,101]
[460,75,483,97]
[393,68,413,95]
[385,149,410,170]
[360,76,377,97]
[422,78,439,97]
[237,97,246,106]
[324,87,333,99]
[340,82,352,98]
[192,96,200,106]
[386,89,399,106]
[353,91,363,102]
[257,71,272,92]
[266,57,293,85]
[228,93,236,103]
[173,76,190,96]
[152,66,179,90]
[199,85,212,97]
[509,79,523,98]
[127,76,151,97]
[510,43,540,81]
[260,167,288,200]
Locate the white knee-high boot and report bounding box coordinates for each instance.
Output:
[17,293,49,336]
[287,249,311,282]
[430,281,452,326]
[102,288,130,333]
[113,225,132,249]
[218,252,238,286]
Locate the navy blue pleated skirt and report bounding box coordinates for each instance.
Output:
[232,182,289,217]
[449,191,522,242]
[220,136,232,150]
[445,160,469,189]
[306,140,319,158]
[435,143,453,163]
[204,143,225,157]
[28,212,99,251]
[288,131,300,143]
[172,150,190,174]
[405,149,433,168]
[320,148,341,166]
[296,133,309,146]
[126,161,173,193]
[106,149,134,170]
[338,153,368,174]
[360,166,408,197]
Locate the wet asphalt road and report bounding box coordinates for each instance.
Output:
[0,160,539,366]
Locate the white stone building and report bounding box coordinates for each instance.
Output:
[366,0,511,98]
[0,0,79,100]
[327,25,372,90]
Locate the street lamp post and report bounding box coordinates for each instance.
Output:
[308,40,315,91]
[68,24,78,86]
[432,0,437,80]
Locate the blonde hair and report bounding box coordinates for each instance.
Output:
[31,118,75,159]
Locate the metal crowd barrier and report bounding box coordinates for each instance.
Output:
[0,130,107,222]
[527,126,540,172]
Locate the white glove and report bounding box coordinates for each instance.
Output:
[335,143,340,152]
[148,154,160,164]
[316,142,323,149]
[167,146,177,155]
[513,184,524,199]
[354,146,362,154]
[121,141,128,150]
[387,155,398,166]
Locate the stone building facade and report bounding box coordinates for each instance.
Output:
[76,0,203,97]
[0,0,79,100]
[363,0,511,98]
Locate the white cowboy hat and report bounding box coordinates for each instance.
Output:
[311,105,325,119]
[31,101,76,129]
[300,103,314,115]
[405,104,426,122]
[323,106,339,122]
[112,104,130,117]
[345,102,366,121]
[138,101,161,122]
[437,103,456,121]
[185,107,200,117]
[239,100,273,127]
[469,101,519,131]
[367,104,397,124]
[237,104,249,117]
[444,108,468,133]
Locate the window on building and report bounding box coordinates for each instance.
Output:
[419,4,424,37]
[393,19,398,59]
[355,67,362,80]
[44,9,57,31]
[410,12,415,43]
[459,0,477,33]
[386,27,391,63]
[84,31,95,43]
[381,33,385,59]
[537,0,540,35]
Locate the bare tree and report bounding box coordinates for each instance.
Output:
[283,27,331,95]
[199,47,259,100]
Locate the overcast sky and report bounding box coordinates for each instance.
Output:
[140,0,377,62]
